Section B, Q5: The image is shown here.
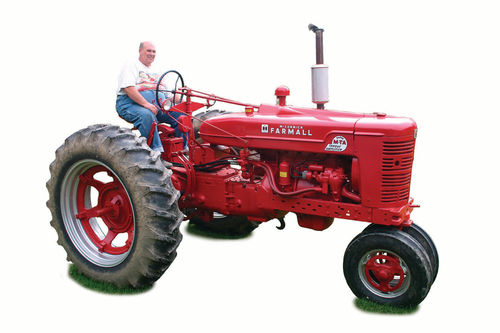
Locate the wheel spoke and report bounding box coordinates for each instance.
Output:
[76,205,115,220]
[79,173,106,192]
[378,280,391,292]
[365,259,380,272]
[126,230,133,247]
[102,229,118,245]
[98,229,118,253]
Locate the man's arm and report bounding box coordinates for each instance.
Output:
[123,86,159,115]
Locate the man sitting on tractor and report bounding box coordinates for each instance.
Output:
[116,41,186,152]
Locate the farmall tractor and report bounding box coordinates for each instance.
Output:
[47,25,438,307]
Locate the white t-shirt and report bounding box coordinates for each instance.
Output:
[116,59,161,95]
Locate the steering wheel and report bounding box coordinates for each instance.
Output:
[156,70,185,111]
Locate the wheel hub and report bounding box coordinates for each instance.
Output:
[98,185,133,233]
[75,165,134,255]
[364,254,405,293]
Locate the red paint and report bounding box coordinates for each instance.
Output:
[364,254,405,292]
[278,161,291,186]
[147,121,157,146]
[76,166,134,254]
[297,214,333,231]
[155,86,418,230]
[275,86,290,106]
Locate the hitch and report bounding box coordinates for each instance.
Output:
[276,217,286,230]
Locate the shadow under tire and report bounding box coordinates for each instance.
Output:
[47,124,183,288]
[189,214,259,236]
[343,228,432,307]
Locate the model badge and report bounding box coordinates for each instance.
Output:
[325,136,347,152]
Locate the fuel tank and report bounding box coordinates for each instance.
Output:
[199,104,417,154]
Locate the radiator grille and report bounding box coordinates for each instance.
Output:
[381,140,415,203]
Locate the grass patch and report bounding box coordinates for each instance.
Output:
[68,264,153,295]
[354,298,419,315]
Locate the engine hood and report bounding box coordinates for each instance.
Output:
[199,104,417,154]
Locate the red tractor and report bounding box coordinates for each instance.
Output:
[47,25,438,307]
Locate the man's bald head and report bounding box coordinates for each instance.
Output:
[139,41,156,67]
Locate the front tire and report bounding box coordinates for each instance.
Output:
[47,124,183,288]
[362,223,439,284]
[343,228,432,307]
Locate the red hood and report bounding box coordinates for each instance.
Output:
[199,104,417,153]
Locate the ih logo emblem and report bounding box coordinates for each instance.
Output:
[261,124,269,133]
[325,136,348,152]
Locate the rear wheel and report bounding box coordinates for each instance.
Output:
[343,228,432,307]
[47,124,183,287]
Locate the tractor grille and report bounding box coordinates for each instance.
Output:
[381,140,415,203]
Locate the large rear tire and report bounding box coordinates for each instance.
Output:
[47,124,183,288]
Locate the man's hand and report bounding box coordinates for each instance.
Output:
[123,86,159,115]
[174,93,182,104]
[144,102,159,115]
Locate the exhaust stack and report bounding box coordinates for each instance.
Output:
[308,24,329,109]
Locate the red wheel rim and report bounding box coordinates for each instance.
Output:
[364,254,405,293]
[75,165,134,255]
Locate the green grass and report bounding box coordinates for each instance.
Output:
[68,263,420,312]
[354,298,419,314]
[67,221,248,294]
[68,264,152,295]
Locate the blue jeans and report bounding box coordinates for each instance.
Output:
[116,90,187,151]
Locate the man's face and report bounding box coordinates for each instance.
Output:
[139,42,156,67]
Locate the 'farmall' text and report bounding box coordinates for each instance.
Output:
[261,124,312,136]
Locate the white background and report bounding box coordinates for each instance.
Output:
[1,0,499,331]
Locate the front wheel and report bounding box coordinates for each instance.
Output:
[361,223,439,284]
[343,228,433,307]
[47,124,183,287]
